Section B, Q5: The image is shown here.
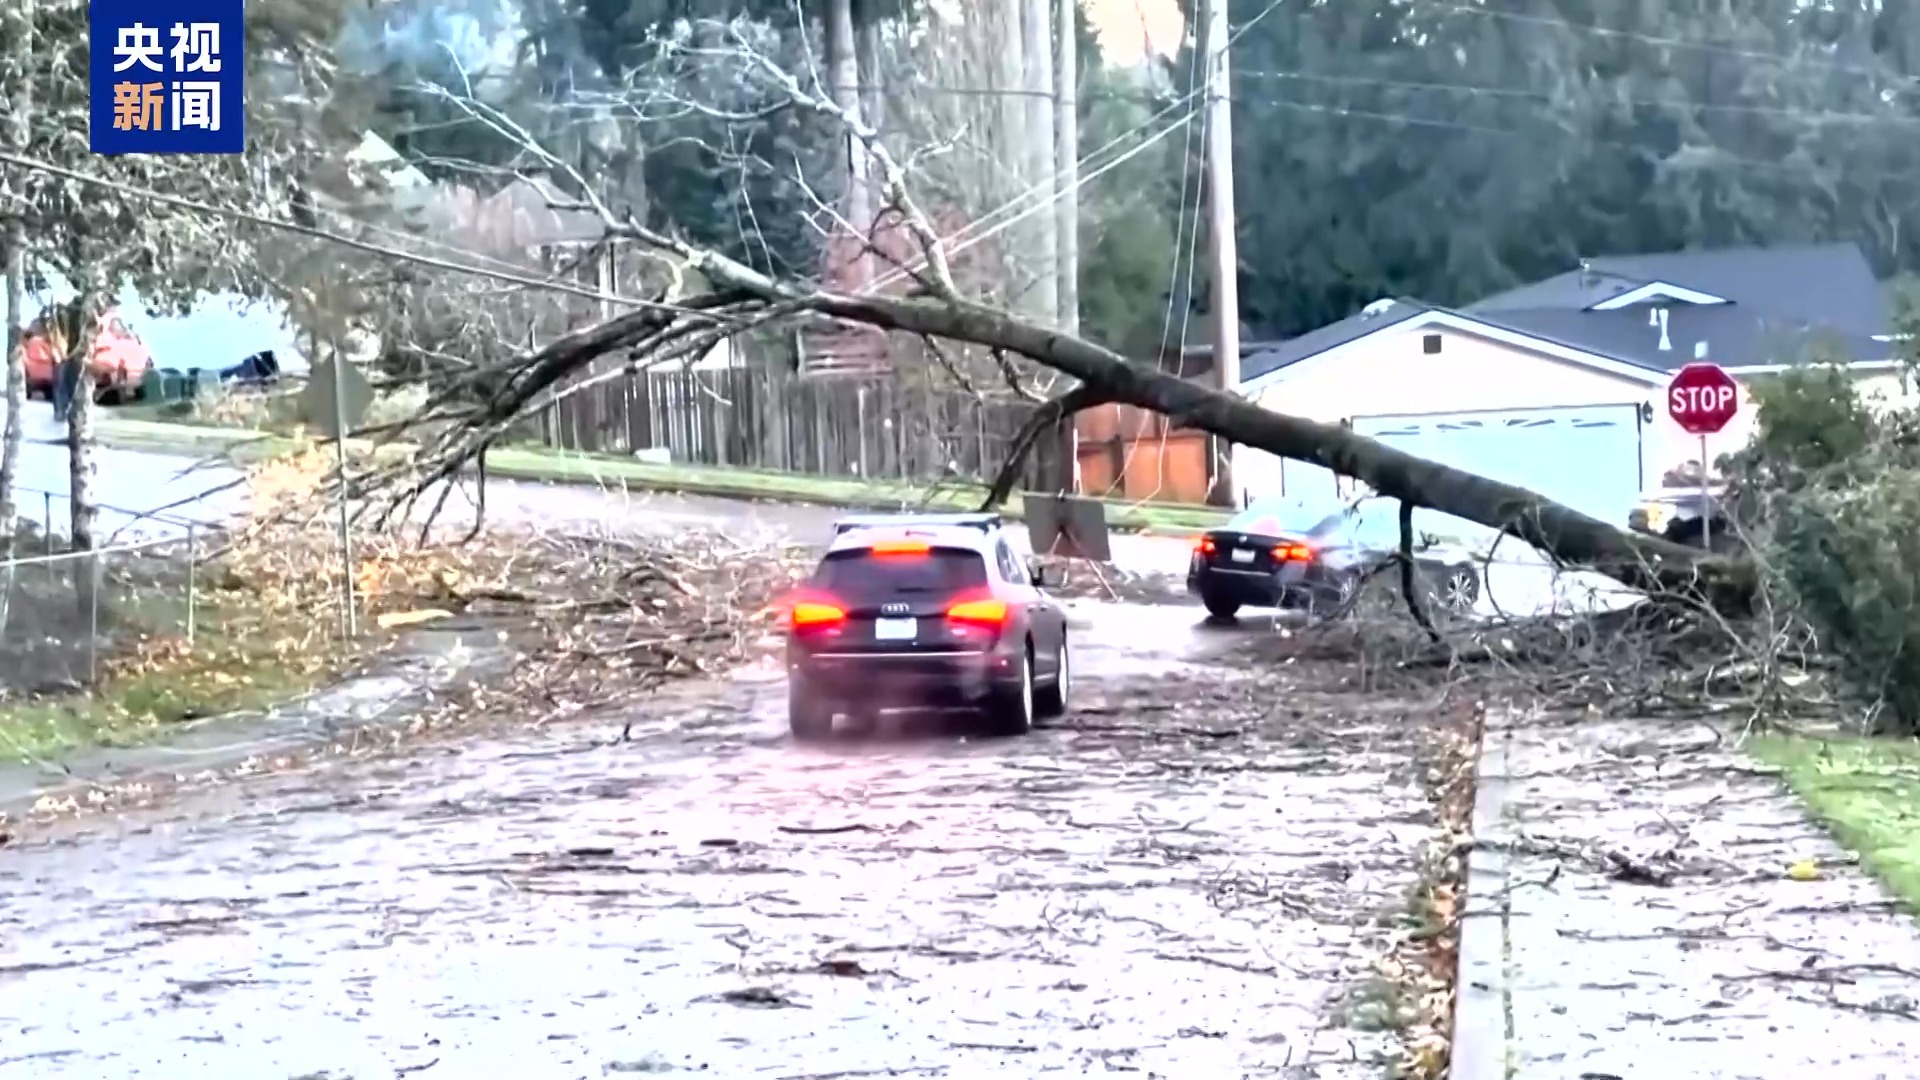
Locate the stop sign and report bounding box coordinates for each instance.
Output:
[1667,362,1740,435]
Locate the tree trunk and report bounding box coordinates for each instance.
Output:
[0,0,33,556]
[854,2,884,136]
[797,292,1745,601]
[0,245,23,556]
[989,0,1033,312]
[65,299,97,556]
[420,228,1746,605]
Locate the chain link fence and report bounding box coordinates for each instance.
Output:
[0,486,214,695]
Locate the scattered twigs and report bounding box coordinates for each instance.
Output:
[226,448,815,733]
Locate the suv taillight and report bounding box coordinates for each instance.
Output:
[789,601,847,632]
[946,597,1009,628]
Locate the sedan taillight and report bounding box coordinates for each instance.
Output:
[1273,542,1314,561]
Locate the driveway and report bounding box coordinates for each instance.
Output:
[0,603,1444,1079]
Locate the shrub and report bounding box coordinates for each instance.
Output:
[1732,366,1920,733]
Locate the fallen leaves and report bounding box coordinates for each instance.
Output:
[1380,699,1478,1080]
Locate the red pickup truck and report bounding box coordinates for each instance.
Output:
[21,305,154,404]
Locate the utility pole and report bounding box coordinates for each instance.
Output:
[992,0,1027,250]
[1201,0,1240,506]
[1022,0,1057,321]
[827,0,869,282]
[1054,0,1079,332]
[1051,0,1081,492]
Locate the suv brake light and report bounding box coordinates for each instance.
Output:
[946,598,1009,627]
[869,539,931,556]
[1273,542,1314,561]
[790,601,847,630]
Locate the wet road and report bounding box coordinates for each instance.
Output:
[26,399,1636,611]
[0,604,1439,1079]
[7,405,242,540]
[14,401,1192,573]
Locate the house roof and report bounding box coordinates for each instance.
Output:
[1243,243,1895,387]
[1468,242,1889,336]
[1482,303,1887,372]
[1239,299,1430,383]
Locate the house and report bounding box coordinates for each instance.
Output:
[1230,243,1905,525]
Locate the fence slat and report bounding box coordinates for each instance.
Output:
[530,350,1065,493]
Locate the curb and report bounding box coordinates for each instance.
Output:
[1451,709,1513,1080]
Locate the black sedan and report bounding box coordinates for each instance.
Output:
[1188,496,1482,620]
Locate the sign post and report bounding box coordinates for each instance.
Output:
[1664,355,1741,548]
[306,354,373,639]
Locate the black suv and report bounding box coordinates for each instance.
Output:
[784,513,1071,740]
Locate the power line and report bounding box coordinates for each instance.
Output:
[1438,3,1909,87]
[1236,68,1920,127]
[0,151,687,315]
[1242,95,1902,182]
[857,0,1294,296]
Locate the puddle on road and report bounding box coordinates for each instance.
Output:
[0,602,1429,1080]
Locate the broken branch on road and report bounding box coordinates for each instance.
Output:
[231,449,814,736]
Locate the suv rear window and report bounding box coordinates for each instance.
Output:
[814,548,990,604]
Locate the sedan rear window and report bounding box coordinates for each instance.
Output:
[1228,497,1342,538]
[814,548,990,604]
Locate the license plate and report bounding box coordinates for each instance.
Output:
[874,617,917,641]
[1230,548,1256,563]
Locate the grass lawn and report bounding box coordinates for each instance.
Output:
[0,591,355,762]
[95,417,1232,533]
[1751,733,1920,910]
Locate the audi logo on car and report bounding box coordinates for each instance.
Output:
[881,603,910,614]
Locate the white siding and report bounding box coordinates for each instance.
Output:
[1233,322,1906,499]
[1234,326,1657,503]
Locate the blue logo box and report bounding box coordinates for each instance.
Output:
[89,0,246,155]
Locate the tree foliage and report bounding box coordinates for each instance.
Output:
[1732,363,1920,734]
[1217,0,1920,337]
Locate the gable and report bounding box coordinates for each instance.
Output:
[1588,282,1729,309]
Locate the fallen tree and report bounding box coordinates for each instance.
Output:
[306,34,1750,604]
[347,253,1730,603]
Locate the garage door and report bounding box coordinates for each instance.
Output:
[1275,403,1644,526]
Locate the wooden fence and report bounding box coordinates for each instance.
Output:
[533,364,1063,487]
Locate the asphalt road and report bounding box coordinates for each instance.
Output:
[9,399,1636,613]
[0,603,1441,1079]
[8,400,1196,571]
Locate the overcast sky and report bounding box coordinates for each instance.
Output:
[1084,0,1181,64]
